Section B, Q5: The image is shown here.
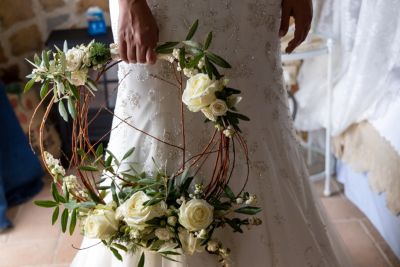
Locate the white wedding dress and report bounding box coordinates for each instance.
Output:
[72,1,351,266]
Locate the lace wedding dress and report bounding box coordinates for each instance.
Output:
[72,1,351,266]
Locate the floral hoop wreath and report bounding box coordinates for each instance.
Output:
[25,20,262,267]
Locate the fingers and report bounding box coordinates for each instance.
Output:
[286,21,305,53]
[119,39,128,62]
[146,48,157,65]
[279,2,291,37]
[127,45,137,64]
[136,46,147,64]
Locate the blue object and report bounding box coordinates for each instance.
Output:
[0,82,44,230]
[87,7,107,36]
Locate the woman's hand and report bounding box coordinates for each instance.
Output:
[118,0,159,64]
[279,0,313,53]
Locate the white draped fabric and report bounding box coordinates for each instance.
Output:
[295,0,400,137]
[72,1,352,266]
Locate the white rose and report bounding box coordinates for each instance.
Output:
[155,228,171,241]
[70,69,88,86]
[66,48,85,71]
[182,74,225,112]
[178,229,201,255]
[210,99,228,116]
[84,208,119,240]
[116,191,167,229]
[201,107,217,122]
[179,199,214,232]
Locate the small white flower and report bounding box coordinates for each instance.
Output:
[172,48,180,59]
[210,99,228,116]
[223,126,235,138]
[198,58,205,69]
[236,198,244,204]
[155,228,172,241]
[207,240,219,252]
[167,216,177,226]
[245,195,257,205]
[109,43,120,61]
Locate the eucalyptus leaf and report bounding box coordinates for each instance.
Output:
[185,19,199,40]
[206,52,232,68]
[79,165,99,172]
[234,206,262,215]
[111,182,119,206]
[96,143,104,158]
[155,42,179,53]
[204,31,213,50]
[223,185,236,201]
[69,208,77,235]
[58,100,69,122]
[52,206,60,225]
[67,97,77,120]
[61,208,69,233]
[24,78,36,93]
[40,80,50,99]
[34,200,58,208]
[122,147,135,161]
[138,252,145,267]
[110,247,123,261]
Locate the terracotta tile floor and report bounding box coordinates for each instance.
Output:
[0,179,399,267]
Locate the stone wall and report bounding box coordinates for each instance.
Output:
[0,0,110,81]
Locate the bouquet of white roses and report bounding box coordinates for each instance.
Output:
[27,20,262,267]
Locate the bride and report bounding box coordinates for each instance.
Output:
[72,0,351,266]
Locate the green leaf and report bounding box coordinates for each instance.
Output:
[137,178,158,185]
[86,79,98,92]
[52,182,66,203]
[204,32,213,50]
[186,53,204,69]
[96,143,104,158]
[138,252,145,267]
[52,206,60,225]
[112,243,128,252]
[111,182,119,206]
[67,97,77,120]
[234,206,262,215]
[34,53,41,65]
[105,155,112,167]
[223,185,236,201]
[24,78,36,93]
[185,19,199,40]
[58,100,69,122]
[206,52,232,68]
[180,176,194,194]
[61,209,69,233]
[106,149,120,166]
[122,147,135,161]
[178,47,186,69]
[69,208,77,235]
[79,165,99,172]
[143,197,163,207]
[228,112,250,121]
[155,42,179,53]
[67,83,80,100]
[42,50,50,69]
[34,200,58,208]
[40,80,50,99]
[110,247,123,261]
[204,57,213,79]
